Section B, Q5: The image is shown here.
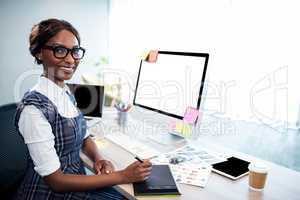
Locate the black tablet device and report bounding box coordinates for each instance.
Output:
[212,157,250,180]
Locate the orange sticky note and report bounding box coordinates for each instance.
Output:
[147,50,158,63]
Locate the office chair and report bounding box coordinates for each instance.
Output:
[0,103,28,199]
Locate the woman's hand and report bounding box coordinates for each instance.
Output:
[94,159,115,175]
[120,160,152,183]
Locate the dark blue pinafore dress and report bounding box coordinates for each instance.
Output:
[14,91,125,200]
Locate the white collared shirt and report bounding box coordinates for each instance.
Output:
[18,76,90,177]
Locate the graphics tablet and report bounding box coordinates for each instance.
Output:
[212,157,250,180]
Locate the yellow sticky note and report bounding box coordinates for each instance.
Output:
[141,50,150,61]
[175,122,183,132]
[94,138,109,150]
[182,124,192,137]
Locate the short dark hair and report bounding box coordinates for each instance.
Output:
[29,18,81,64]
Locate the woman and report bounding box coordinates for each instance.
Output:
[14,18,152,200]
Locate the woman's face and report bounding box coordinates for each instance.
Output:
[38,30,80,86]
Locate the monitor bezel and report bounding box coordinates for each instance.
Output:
[133,51,209,120]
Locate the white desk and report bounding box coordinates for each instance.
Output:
[81,108,300,200]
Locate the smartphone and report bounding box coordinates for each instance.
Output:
[212,157,250,180]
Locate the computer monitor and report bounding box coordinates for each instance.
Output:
[133,51,209,120]
[67,83,104,118]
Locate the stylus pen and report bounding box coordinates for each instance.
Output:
[135,155,144,163]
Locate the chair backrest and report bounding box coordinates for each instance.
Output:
[0,103,28,198]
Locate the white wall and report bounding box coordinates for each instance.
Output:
[0,0,109,105]
[108,0,300,127]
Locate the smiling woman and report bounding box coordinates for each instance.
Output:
[29,19,84,87]
[13,18,152,200]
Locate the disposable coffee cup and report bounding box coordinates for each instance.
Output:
[248,162,269,191]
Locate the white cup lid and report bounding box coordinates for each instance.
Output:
[248,162,269,173]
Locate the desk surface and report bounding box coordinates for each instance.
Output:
[82,108,300,200]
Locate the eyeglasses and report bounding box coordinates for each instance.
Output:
[42,45,86,60]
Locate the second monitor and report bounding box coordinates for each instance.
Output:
[67,83,104,118]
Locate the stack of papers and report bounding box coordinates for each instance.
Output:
[151,145,226,187]
[170,164,211,187]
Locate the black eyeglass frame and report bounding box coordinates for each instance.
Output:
[42,45,86,60]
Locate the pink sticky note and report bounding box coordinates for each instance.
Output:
[147,50,158,63]
[183,107,199,125]
[169,120,177,130]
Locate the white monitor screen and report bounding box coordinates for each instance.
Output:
[133,51,209,119]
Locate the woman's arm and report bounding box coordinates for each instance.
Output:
[44,160,152,192]
[42,136,153,193]
[44,169,123,192]
[82,136,102,163]
[82,136,114,174]
[19,106,152,192]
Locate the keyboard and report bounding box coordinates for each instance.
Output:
[105,134,160,159]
